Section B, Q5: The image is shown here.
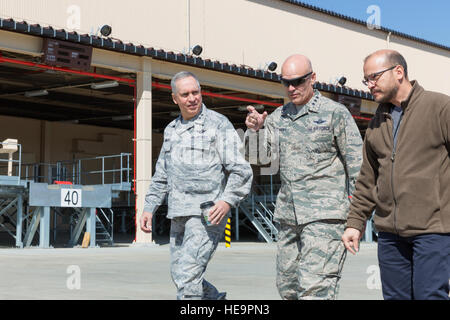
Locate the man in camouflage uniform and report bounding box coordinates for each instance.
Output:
[245,54,363,299]
[140,71,253,300]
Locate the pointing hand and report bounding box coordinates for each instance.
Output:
[245,106,268,132]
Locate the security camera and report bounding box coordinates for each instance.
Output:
[267,62,277,72]
[192,45,203,56]
[100,25,112,37]
[338,76,347,86]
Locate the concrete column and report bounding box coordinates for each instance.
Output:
[39,206,50,248]
[134,57,153,244]
[15,193,23,248]
[86,208,97,248]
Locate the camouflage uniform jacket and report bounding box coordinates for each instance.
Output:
[144,104,253,219]
[246,90,363,225]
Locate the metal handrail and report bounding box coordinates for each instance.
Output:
[257,201,275,220]
[239,186,279,242]
[254,208,273,230]
[75,153,132,186]
[97,208,114,244]
[21,153,132,187]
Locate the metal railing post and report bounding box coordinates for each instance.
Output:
[102,157,105,185]
[78,160,81,184]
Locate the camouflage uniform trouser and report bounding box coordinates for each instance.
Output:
[276,219,347,300]
[170,215,227,300]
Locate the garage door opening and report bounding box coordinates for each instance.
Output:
[0,50,136,248]
[0,49,372,247]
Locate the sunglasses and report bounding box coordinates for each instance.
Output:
[280,72,313,87]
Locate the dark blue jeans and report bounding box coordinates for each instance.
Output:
[377,232,450,300]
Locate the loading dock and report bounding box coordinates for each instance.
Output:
[0,48,135,247]
[0,20,377,247]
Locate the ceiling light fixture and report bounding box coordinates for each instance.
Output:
[90,81,119,90]
[112,115,133,121]
[24,90,49,97]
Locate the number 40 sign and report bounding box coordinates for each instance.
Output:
[61,189,82,207]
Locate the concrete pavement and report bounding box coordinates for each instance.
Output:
[0,241,383,300]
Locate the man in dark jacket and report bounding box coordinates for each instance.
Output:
[342,49,450,300]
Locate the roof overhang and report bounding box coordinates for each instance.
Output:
[0,17,374,101]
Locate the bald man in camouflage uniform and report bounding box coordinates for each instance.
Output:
[245,54,363,299]
[141,71,253,300]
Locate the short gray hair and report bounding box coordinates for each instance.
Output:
[170,71,201,94]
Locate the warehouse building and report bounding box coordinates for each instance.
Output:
[0,0,448,247]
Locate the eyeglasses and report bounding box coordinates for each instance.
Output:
[281,72,313,87]
[362,66,396,86]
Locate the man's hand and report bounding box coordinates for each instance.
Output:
[208,200,231,225]
[245,106,268,132]
[342,227,362,255]
[140,211,153,233]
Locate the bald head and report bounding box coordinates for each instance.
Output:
[281,54,313,77]
[364,49,408,79]
[280,54,316,106]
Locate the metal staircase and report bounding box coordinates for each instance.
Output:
[96,208,114,246]
[238,184,280,243]
[239,182,378,244]
[0,193,24,244]
[69,207,114,247]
